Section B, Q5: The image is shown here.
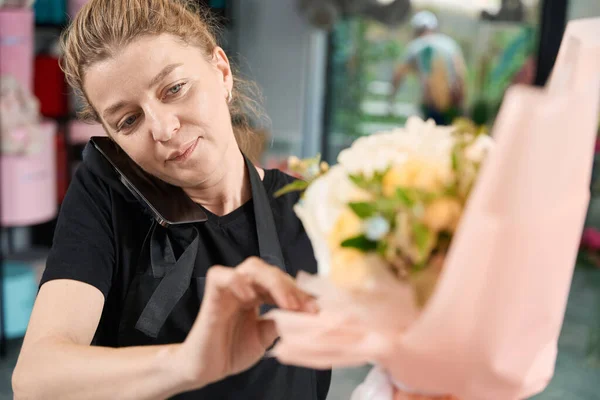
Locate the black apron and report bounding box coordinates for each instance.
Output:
[114,157,319,399]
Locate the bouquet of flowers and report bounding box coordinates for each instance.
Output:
[268,17,600,400]
[276,116,492,309]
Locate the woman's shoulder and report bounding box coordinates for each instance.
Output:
[66,152,146,230]
[263,168,302,203]
[67,162,114,211]
[79,140,138,201]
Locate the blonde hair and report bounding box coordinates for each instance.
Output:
[61,0,266,160]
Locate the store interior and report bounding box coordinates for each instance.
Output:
[1,0,600,398]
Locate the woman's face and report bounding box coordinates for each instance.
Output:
[84,34,235,188]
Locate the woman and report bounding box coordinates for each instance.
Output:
[12,0,331,399]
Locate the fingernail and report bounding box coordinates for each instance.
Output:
[306,299,319,313]
[264,348,278,358]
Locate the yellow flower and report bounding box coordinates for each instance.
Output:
[382,165,408,197]
[423,197,462,232]
[330,248,369,287]
[330,248,390,289]
[382,159,448,197]
[288,155,301,169]
[328,207,363,249]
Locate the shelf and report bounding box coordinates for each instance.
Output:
[35,23,67,30]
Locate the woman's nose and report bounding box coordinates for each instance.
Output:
[146,105,180,142]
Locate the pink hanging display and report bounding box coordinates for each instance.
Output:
[0,8,34,92]
[1,121,57,226]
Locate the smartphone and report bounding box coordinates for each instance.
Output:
[90,137,208,227]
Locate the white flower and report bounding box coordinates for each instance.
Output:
[464,134,494,162]
[337,116,455,178]
[364,216,390,241]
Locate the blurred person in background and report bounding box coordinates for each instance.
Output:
[389,10,467,126]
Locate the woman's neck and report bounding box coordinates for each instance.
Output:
[183,144,263,216]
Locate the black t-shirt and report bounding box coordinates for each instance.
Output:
[40,151,331,400]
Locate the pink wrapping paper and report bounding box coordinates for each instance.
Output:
[267,17,600,400]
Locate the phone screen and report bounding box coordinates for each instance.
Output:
[90,137,207,226]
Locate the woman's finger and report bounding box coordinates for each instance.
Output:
[271,340,367,369]
[254,286,319,314]
[237,257,315,311]
[204,265,257,306]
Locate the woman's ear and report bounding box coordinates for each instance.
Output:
[213,46,233,94]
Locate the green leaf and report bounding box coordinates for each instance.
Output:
[349,172,387,195]
[341,235,378,252]
[349,174,369,190]
[374,197,398,212]
[412,260,427,271]
[376,240,388,257]
[396,188,416,207]
[348,202,378,219]
[372,167,391,184]
[273,180,309,198]
[372,198,401,223]
[412,222,433,256]
[451,149,460,172]
[444,185,458,197]
[420,190,440,203]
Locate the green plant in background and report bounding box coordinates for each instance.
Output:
[363,38,403,64]
[330,19,409,139]
[330,18,370,139]
[470,25,537,127]
[488,26,537,116]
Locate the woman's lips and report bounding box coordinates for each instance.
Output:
[168,138,199,162]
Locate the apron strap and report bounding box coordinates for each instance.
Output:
[135,225,200,338]
[244,156,287,316]
[245,156,286,271]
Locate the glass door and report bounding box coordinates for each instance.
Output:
[322,0,542,163]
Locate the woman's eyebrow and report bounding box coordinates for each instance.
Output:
[148,63,183,89]
[103,100,128,120]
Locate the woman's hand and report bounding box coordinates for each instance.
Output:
[175,257,316,390]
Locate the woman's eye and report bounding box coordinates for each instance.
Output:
[168,83,185,96]
[118,115,138,131]
[124,115,137,126]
